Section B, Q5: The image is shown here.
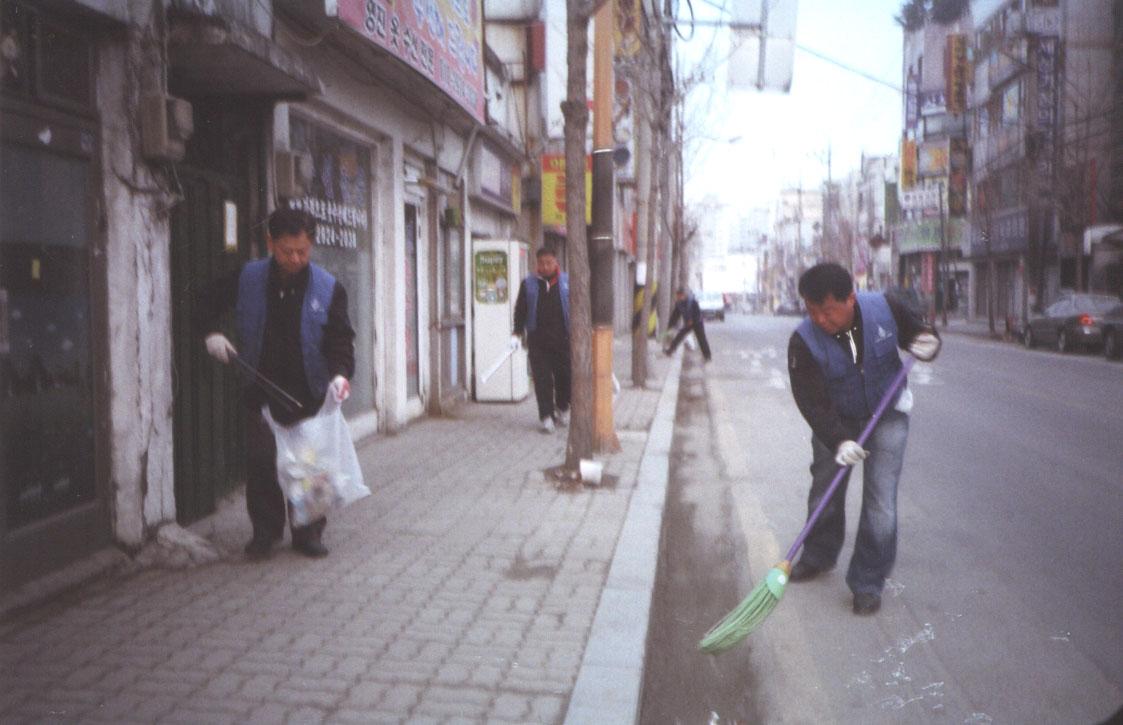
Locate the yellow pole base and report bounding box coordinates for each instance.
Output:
[593,325,620,454]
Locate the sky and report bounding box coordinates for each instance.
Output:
[680,0,907,210]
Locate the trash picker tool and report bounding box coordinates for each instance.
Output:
[229,353,303,414]
[481,338,519,383]
[698,355,917,654]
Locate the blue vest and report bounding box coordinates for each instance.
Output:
[235,259,336,400]
[796,292,905,420]
[523,273,570,333]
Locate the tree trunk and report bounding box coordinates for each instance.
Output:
[631,83,652,387]
[562,0,593,470]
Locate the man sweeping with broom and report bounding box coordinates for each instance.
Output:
[786,263,940,615]
[698,264,939,652]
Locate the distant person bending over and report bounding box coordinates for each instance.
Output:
[664,288,712,362]
[200,207,356,560]
[786,262,940,615]
[513,248,571,433]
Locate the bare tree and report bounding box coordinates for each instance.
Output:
[560,0,597,470]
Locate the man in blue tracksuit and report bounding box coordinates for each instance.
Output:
[513,248,570,433]
[201,207,355,560]
[786,263,940,615]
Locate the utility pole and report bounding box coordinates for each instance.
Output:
[591,0,619,453]
[939,181,949,327]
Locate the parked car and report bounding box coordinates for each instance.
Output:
[697,291,725,322]
[1101,304,1123,361]
[1023,294,1120,353]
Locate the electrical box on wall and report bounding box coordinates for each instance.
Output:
[140,92,193,162]
[275,149,314,199]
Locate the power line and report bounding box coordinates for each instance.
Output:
[794,44,901,93]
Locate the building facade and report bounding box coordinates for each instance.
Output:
[0,0,538,592]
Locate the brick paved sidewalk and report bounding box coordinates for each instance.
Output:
[0,337,674,724]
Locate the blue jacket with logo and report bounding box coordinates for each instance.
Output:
[795,292,905,420]
[236,259,336,401]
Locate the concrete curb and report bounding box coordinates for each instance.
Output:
[564,352,683,725]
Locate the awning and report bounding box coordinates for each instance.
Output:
[167,15,322,99]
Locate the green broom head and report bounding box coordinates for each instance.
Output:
[697,561,790,654]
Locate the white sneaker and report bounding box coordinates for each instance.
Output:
[554,409,569,427]
[540,417,555,433]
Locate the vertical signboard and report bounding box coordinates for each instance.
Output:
[948,137,969,217]
[946,34,968,113]
[905,71,920,131]
[337,0,484,122]
[900,139,918,190]
[1035,36,1058,180]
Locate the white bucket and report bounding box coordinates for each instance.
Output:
[579,458,603,485]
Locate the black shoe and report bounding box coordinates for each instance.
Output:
[293,538,329,558]
[789,559,832,582]
[243,536,277,560]
[853,592,882,616]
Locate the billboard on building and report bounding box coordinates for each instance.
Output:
[337,0,485,122]
[541,154,592,227]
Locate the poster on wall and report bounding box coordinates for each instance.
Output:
[336,0,484,122]
[474,250,509,303]
[541,154,592,227]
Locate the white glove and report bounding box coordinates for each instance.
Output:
[205,333,236,364]
[908,332,940,361]
[835,440,869,467]
[510,334,521,349]
[330,375,351,402]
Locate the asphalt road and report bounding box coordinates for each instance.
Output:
[641,313,1123,724]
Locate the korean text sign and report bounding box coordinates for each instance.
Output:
[338,0,484,122]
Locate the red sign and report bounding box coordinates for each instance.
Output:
[337,0,484,122]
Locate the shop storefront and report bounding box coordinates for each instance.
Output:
[1,1,111,587]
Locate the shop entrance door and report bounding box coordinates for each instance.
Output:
[168,98,258,524]
[170,167,249,523]
[0,109,109,588]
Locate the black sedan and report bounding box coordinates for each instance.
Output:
[1101,304,1123,360]
[1023,294,1121,353]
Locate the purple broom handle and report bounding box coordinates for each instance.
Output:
[784,355,917,563]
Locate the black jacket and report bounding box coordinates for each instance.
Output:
[669,296,702,328]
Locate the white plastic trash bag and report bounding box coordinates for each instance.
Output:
[263,393,369,527]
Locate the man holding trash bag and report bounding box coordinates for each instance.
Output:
[786,263,940,615]
[512,247,570,433]
[200,207,355,559]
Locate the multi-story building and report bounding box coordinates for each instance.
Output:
[969,0,1118,328]
[898,5,973,317]
[768,186,822,310]
[834,154,899,293]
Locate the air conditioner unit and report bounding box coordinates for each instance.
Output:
[275,149,314,199]
[140,92,193,162]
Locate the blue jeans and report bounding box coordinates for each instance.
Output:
[799,410,910,595]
